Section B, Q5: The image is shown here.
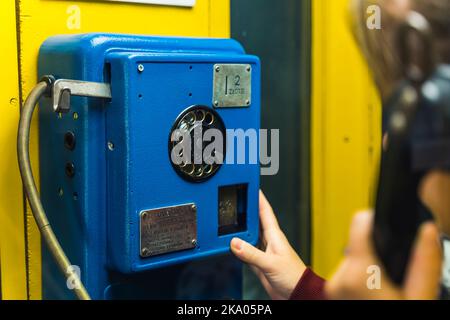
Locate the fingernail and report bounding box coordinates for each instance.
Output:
[231,238,243,251]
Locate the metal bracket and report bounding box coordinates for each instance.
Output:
[52,79,112,113]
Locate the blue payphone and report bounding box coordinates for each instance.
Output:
[24,34,261,299]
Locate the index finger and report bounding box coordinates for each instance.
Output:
[259,190,280,233]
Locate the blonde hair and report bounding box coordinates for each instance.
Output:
[350,0,450,98]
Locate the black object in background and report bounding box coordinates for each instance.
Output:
[373,87,425,285]
[374,63,450,286]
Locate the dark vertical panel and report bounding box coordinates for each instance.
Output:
[0,251,2,300]
[231,0,311,299]
[298,0,312,266]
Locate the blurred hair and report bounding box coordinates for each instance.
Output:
[350,0,450,99]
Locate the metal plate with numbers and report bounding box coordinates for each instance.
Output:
[140,204,197,258]
[213,64,252,108]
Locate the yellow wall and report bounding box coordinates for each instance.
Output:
[2,0,230,300]
[0,0,28,300]
[1,0,382,297]
[311,0,382,277]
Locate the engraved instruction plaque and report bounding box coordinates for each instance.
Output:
[140,204,197,257]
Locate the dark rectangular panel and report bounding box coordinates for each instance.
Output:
[231,0,312,299]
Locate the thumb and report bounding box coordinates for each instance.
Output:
[403,222,442,300]
[230,238,270,271]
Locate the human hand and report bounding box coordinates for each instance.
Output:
[230,191,307,300]
[326,211,442,300]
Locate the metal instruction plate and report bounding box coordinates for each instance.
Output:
[213,64,252,108]
[140,204,197,258]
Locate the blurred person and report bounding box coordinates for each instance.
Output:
[230,0,450,300]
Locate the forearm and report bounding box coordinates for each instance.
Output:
[289,268,327,300]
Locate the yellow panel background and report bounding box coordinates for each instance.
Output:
[1,0,229,300]
[1,0,382,298]
[0,0,28,300]
[311,0,382,277]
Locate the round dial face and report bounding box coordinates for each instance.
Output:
[169,106,226,182]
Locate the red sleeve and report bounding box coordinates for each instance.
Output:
[289,268,327,300]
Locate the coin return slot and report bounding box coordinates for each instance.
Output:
[218,184,247,236]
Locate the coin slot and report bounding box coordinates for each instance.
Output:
[218,184,248,236]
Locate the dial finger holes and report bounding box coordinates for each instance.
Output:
[204,165,213,174]
[169,106,226,182]
[194,166,204,177]
[185,112,196,125]
[195,109,206,122]
[184,164,195,175]
[204,112,214,125]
